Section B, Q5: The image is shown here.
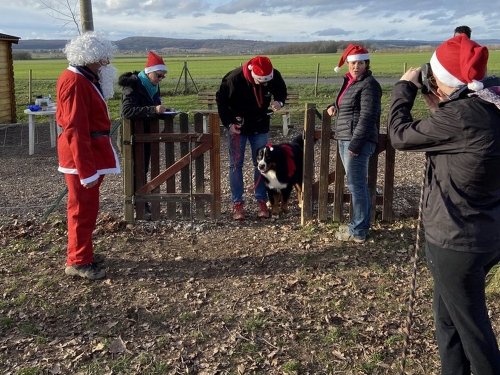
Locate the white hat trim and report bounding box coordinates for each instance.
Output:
[430,52,464,88]
[346,53,370,62]
[251,70,273,82]
[145,64,167,74]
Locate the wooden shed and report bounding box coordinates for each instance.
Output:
[0,33,20,124]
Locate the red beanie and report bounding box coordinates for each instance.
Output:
[430,34,488,91]
[248,56,274,82]
[334,44,370,72]
[145,51,167,74]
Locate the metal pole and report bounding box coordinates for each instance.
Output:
[80,0,94,33]
[184,61,188,94]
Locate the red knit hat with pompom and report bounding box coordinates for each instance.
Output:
[430,34,488,91]
[334,44,370,73]
[248,56,274,82]
[145,51,167,74]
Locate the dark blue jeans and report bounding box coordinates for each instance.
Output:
[228,131,268,203]
[338,140,376,238]
[425,241,500,375]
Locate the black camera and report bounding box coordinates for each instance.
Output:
[418,63,434,94]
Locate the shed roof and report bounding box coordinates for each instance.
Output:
[0,33,20,44]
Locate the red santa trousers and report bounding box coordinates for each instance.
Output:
[64,174,104,266]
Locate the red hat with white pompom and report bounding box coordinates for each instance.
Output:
[430,34,488,91]
[334,44,370,73]
[144,51,167,74]
[248,56,274,82]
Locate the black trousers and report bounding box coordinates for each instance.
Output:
[425,242,500,375]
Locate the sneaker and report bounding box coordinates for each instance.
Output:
[335,230,366,243]
[257,200,270,219]
[65,263,106,280]
[233,202,245,221]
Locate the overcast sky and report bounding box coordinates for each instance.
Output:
[2,0,500,42]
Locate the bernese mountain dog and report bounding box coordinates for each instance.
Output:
[256,134,304,216]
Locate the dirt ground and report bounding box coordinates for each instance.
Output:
[0,121,499,374]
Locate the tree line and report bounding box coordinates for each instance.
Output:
[264,40,376,55]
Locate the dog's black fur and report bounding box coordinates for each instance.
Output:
[256,134,304,216]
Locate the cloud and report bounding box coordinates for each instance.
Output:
[313,28,350,38]
[2,0,500,42]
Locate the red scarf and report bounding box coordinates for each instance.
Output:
[242,61,265,108]
[337,72,357,105]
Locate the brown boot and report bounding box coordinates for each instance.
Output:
[233,202,245,221]
[257,200,270,219]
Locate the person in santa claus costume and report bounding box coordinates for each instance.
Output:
[56,32,121,280]
[389,35,500,374]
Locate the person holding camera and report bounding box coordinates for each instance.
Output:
[389,34,500,374]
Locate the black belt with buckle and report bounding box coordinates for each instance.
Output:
[90,130,110,138]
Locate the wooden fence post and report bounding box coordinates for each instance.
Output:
[122,118,134,223]
[301,103,316,225]
[317,110,331,221]
[163,115,176,218]
[194,113,206,219]
[209,113,221,219]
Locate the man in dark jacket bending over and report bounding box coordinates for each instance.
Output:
[217,56,287,220]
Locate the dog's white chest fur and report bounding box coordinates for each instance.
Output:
[263,170,287,190]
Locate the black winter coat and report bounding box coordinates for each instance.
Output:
[216,68,287,135]
[331,70,381,154]
[389,80,500,253]
[118,71,162,119]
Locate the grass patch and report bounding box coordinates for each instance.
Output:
[282,359,302,374]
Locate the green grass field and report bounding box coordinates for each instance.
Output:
[14,50,500,79]
[13,50,500,124]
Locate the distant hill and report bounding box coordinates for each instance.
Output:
[12,36,500,55]
[13,37,291,55]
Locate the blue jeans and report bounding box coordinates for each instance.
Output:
[228,132,268,203]
[338,140,376,238]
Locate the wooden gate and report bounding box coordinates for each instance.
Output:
[122,112,221,223]
[301,103,395,224]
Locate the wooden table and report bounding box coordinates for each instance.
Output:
[23,107,57,155]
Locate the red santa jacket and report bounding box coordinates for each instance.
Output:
[56,67,120,184]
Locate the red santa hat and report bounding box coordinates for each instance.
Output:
[248,56,274,82]
[430,34,488,91]
[334,44,370,72]
[144,51,167,74]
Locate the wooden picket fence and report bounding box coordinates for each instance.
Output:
[122,105,394,224]
[122,112,221,223]
[301,103,395,224]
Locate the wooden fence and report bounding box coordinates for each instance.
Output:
[122,105,395,225]
[122,112,221,223]
[301,103,395,224]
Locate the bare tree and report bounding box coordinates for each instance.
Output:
[40,0,81,35]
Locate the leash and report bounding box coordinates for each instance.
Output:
[399,157,427,374]
[41,120,122,222]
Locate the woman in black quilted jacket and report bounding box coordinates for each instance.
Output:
[118,51,168,216]
[327,44,382,243]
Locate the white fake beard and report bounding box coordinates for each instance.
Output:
[98,64,117,99]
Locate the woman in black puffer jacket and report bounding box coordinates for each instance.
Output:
[118,51,168,187]
[327,44,382,243]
